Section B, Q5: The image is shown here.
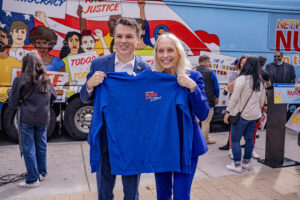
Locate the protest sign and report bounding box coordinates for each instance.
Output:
[11,68,69,87]
[286,107,300,132]
[274,83,300,104]
[67,51,97,85]
[78,0,122,18]
[2,0,67,18]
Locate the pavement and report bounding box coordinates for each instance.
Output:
[0,129,299,200]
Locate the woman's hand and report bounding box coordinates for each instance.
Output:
[224,112,230,124]
[177,75,196,92]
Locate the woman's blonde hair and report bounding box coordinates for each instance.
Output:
[153,33,191,76]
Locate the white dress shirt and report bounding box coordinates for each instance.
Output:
[87,54,136,93]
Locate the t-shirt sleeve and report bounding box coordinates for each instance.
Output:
[89,83,107,172]
[176,88,193,174]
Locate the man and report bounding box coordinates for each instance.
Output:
[9,21,34,61]
[80,18,151,200]
[0,27,22,102]
[196,55,219,144]
[265,51,295,84]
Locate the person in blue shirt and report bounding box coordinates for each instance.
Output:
[153,33,210,200]
[196,55,220,144]
[80,18,152,200]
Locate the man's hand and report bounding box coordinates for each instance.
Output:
[138,0,146,9]
[87,71,107,90]
[77,4,83,18]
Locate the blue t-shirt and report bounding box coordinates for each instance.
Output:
[44,56,64,71]
[89,69,193,175]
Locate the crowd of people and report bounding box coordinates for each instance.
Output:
[6,16,298,200]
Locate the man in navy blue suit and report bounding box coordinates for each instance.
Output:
[80,18,152,200]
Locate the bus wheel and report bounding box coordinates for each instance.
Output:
[3,107,57,143]
[64,97,93,140]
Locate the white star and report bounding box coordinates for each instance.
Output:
[5,11,12,17]
[23,14,31,21]
[0,21,6,28]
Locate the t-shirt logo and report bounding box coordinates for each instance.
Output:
[145,91,162,102]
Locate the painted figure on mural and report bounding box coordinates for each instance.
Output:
[29,26,65,72]
[60,32,84,97]
[77,5,110,56]
[9,21,35,61]
[134,0,154,56]
[0,27,22,102]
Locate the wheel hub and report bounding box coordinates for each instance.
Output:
[74,106,94,133]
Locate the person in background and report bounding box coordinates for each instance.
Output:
[196,55,219,144]
[224,56,264,173]
[9,52,57,187]
[219,55,247,152]
[265,51,295,84]
[80,17,152,200]
[258,56,271,87]
[154,33,209,200]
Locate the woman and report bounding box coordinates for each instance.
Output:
[9,52,57,187]
[224,56,264,173]
[29,26,65,72]
[60,32,84,97]
[154,33,209,199]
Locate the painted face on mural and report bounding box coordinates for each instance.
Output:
[274,52,283,64]
[35,39,50,54]
[114,24,139,58]
[156,37,179,72]
[68,35,80,54]
[0,30,9,52]
[11,28,27,46]
[81,36,96,52]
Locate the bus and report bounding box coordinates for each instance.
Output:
[0,0,299,142]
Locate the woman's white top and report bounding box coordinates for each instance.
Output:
[226,75,265,121]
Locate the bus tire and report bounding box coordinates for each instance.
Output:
[64,97,93,140]
[3,107,57,143]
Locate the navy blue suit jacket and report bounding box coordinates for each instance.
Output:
[80,52,152,104]
[80,52,152,153]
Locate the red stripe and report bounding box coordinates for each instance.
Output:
[148,20,210,55]
[195,30,220,46]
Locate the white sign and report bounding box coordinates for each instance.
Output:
[199,51,237,84]
[11,68,69,86]
[2,0,67,18]
[67,51,97,85]
[78,0,122,18]
[286,107,300,132]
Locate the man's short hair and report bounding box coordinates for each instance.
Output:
[198,55,210,64]
[113,17,141,38]
[0,27,13,48]
[275,51,283,56]
[10,21,28,33]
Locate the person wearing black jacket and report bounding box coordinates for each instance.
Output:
[265,51,295,84]
[9,52,56,188]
